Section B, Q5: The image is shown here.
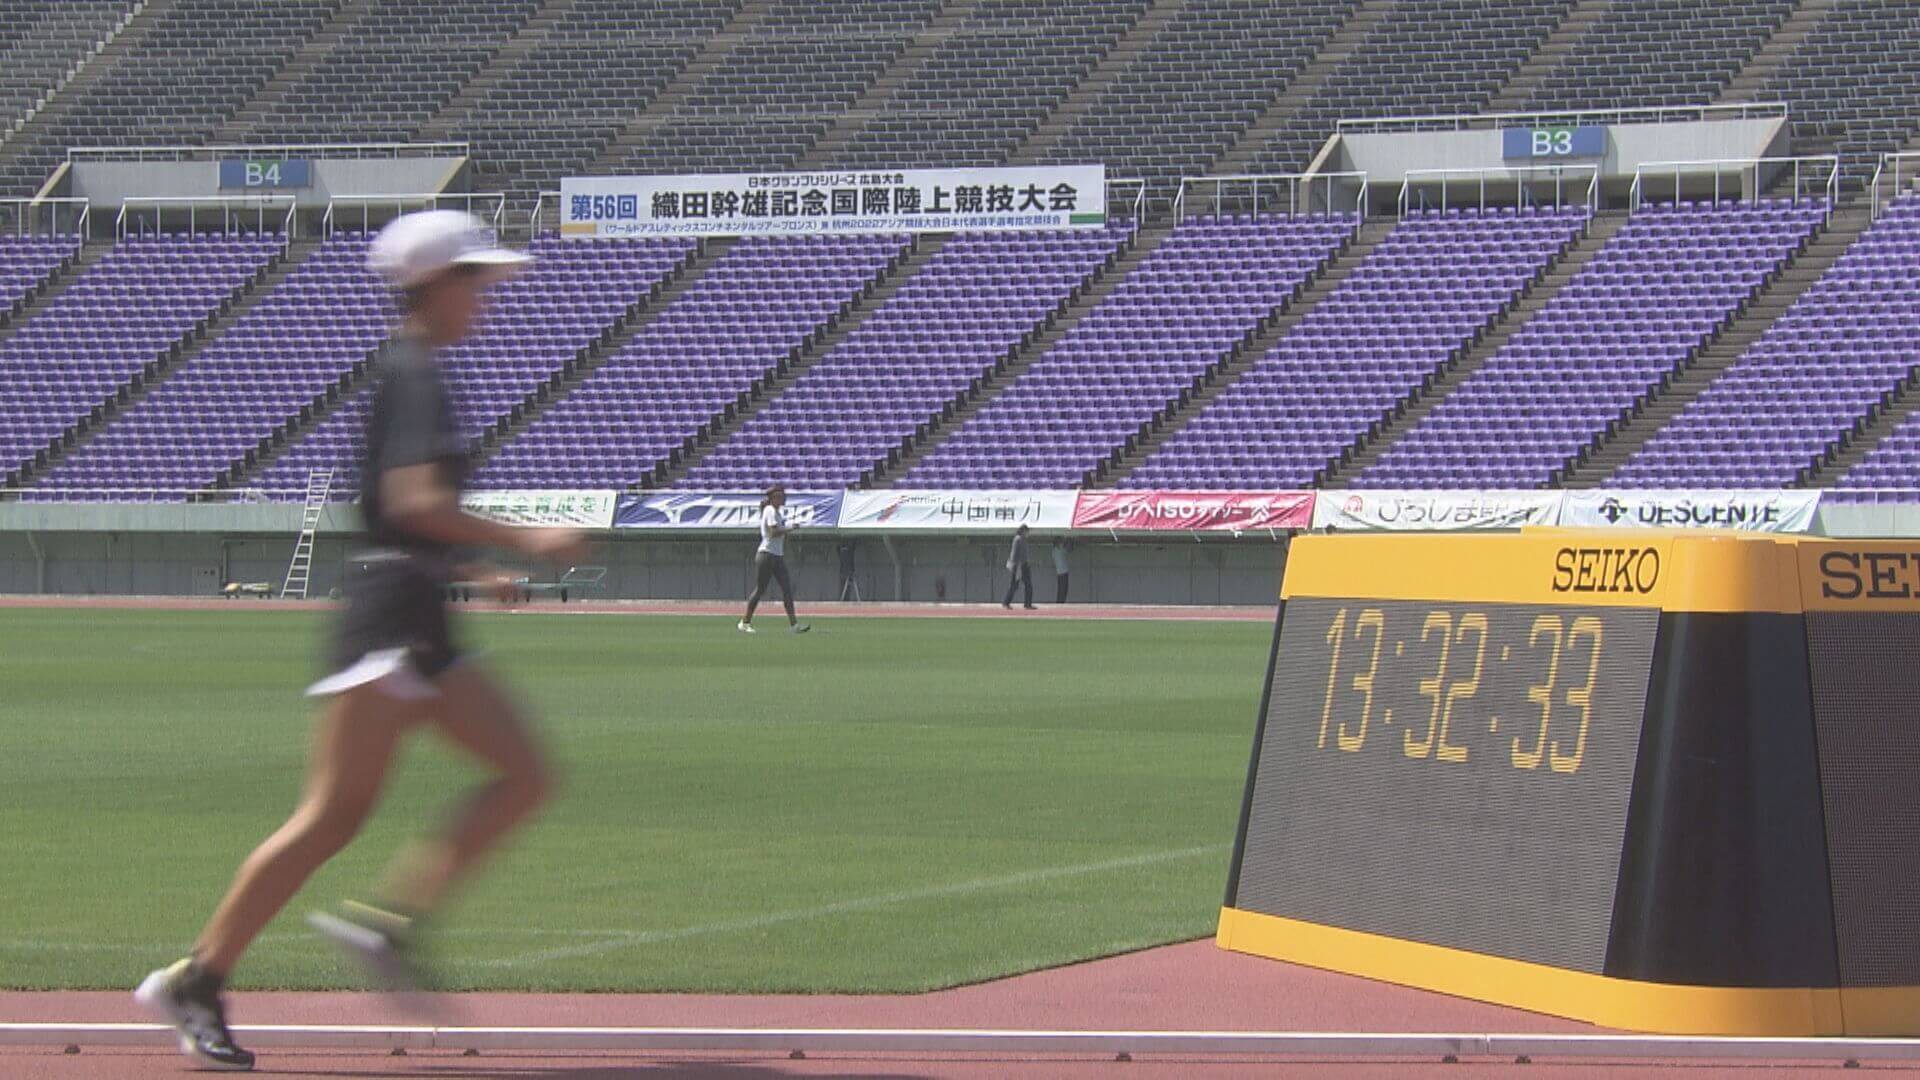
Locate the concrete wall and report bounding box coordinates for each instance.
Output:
[1330,118,1794,209]
[67,158,468,212]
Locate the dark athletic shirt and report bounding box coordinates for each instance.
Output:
[358,334,468,561]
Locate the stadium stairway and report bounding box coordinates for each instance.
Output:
[1096,219,1391,487]
[1010,0,1191,166]
[869,221,1175,489]
[1716,0,1842,106]
[6,238,298,492]
[0,1,145,151]
[574,0,782,179]
[1802,368,1920,488]
[1482,0,1615,114]
[649,236,950,489]
[0,0,175,194]
[1561,204,1873,487]
[414,0,577,144]
[1322,210,1628,487]
[787,0,985,169]
[1203,0,1397,177]
[205,0,375,143]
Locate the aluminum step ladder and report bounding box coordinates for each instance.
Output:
[280,469,335,599]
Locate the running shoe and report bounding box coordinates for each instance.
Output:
[790,623,812,634]
[737,621,756,633]
[309,901,426,993]
[134,958,255,1071]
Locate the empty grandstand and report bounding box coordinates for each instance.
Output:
[0,0,1914,522]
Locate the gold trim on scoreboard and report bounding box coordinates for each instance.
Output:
[1218,907,1920,1037]
[1281,533,1800,614]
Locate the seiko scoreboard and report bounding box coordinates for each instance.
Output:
[1218,532,1920,1036]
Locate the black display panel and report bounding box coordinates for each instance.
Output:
[1234,597,1659,973]
[1806,611,1920,988]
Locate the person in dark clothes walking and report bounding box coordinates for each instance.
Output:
[1003,524,1035,610]
[1052,539,1071,604]
[136,211,583,1071]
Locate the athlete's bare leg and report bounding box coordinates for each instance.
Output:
[374,662,551,913]
[192,684,415,978]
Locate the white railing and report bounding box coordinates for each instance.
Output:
[1173,172,1368,220]
[0,487,275,503]
[1338,102,1787,135]
[323,193,508,237]
[1628,155,1839,215]
[1869,152,1920,218]
[115,195,296,239]
[531,191,560,235]
[1108,178,1147,223]
[67,142,469,163]
[0,197,88,237]
[1397,164,1598,215]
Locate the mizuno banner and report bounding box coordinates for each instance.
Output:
[838,490,1077,531]
[614,491,843,530]
[1312,489,1563,532]
[1072,490,1314,532]
[461,490,618,528]
[561,165,1107,238]
[1560,490,1822,533]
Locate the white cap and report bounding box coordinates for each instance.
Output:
[367,209,531,289]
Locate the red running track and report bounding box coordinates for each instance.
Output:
[0,942,1896,1078]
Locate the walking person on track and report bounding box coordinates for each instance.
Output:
[135,211,585,1071]
[738,485,810,634]
[1003,524,1036,610]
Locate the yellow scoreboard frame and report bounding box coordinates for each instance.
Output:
[1218,531,1920,1036]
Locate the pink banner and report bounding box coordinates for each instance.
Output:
[1072,490,1315,532]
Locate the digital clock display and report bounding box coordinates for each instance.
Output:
[1232,597,1659,973]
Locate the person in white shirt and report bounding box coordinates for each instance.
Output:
[738,486,809,633]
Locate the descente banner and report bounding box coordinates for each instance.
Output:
[1560,490,1821,533]
[561,165,1106,238]
[1072,490,1315,532]
[839,490,1077,530]
[461,490,618,528]
[614,491,843,529]
[1312,489,1562,532]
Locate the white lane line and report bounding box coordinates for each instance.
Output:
[479,844,1227,969]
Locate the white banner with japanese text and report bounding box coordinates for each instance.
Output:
[838,490,1077,531]
[460,490,618,529]
[561,166,1107,238]
[1312,490,1564,531]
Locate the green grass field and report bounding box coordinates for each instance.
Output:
[0,607,1268,993]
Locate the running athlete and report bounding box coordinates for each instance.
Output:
[737,485,809,634]
[136,211,584,1070]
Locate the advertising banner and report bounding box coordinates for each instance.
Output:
[1072,490,1315,533]
[1560,490,1821,533]
[838,490,1076,531]
[1313,490,1563,532]
[561,165,1107,238]
[613,491,842,530]
[460,490,617,528]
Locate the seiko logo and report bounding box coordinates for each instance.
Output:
[1818,551,1920,600]
[1552,547,1660,594]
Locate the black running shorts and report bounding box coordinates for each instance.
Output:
[309,558,461,698]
